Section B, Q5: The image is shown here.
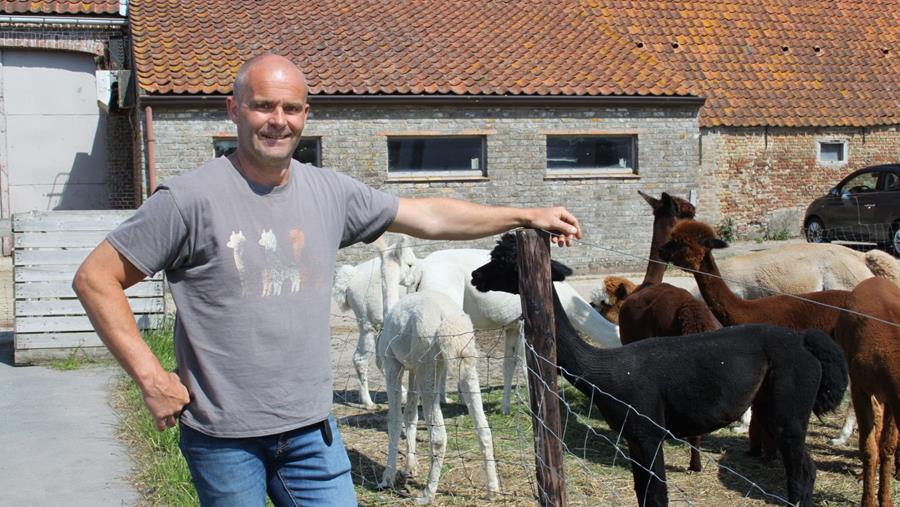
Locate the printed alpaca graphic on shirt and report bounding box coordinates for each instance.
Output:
[225,230,249,296]
[225,228,305,297]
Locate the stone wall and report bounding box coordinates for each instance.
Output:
[701,125,900,239]
[143,103,701,273]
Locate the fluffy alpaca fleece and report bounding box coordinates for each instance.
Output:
[659,219,859,455]
[590,275,636,324]
[471,233,848,507]
[608,191,717,472]
[408,247,619,415]
[702,243,899,300]
[332,235,418,409]
[834,277,900,507]
[376,240,499,504]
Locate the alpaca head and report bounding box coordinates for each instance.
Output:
[226,230,246,249]
[471,233,574,295]
[380,234,419,288]
[658,220,728,270]
[589,275,636,322]
[638,190,696,220]
[258,229,277,251]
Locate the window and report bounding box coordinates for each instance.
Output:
[884,171,900,192]
[840,171,878,194]
[546,136,637,174]
[817,140,847,165]
[212,138,321,166]
[387,137,485,176]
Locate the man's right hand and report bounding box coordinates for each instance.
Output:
[143,370,191,431]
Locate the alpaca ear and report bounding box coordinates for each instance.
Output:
[614,282,630,300]
[550,260,574,281]
[638,190,659,209]
[702,237,729,250]
[659,193,677,216]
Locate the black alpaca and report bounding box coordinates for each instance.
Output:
[470,234,848,507]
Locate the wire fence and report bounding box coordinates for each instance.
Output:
[328,232,898,505]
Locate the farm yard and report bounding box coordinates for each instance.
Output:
[323,234,900,506]
[329,314,895,506]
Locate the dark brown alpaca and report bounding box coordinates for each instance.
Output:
[834,277,900,507]
[659,219,850,457]
[616,191,720,472]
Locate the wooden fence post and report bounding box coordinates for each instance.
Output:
[515,229,567,506]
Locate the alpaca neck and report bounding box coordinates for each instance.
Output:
[550,289,615,386]
[642,215,676,285]
[693,251,752,327]
[380,255,402,321]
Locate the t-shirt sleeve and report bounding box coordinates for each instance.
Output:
[338,174,399,248]
[106,188,191,276]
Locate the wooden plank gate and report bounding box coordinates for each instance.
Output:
[12,210,165,365]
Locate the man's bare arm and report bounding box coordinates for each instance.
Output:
[72,240,189,431]
[388,197,581,246]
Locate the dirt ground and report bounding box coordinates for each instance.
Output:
[327,302,891,507]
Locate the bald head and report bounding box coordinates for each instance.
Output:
[232,54,308,104]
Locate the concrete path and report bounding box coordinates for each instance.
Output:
[0,334,141,506]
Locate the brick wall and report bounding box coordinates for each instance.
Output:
[701,125,900,238]
[143,103,701,273]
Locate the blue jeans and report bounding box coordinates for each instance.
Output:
[178,415,357,506]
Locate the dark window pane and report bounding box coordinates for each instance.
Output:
[388,137,484,172]
[819,142,845,162]
[212,138,320,166]
[547,136,634,170]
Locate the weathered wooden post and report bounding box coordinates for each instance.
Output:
[515,228,567,506]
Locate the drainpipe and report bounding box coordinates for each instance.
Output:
[144,106,156,196]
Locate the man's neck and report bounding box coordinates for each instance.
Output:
[231,152,291,187]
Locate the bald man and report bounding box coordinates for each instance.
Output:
[74,54,581,506]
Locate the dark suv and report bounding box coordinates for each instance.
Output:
[803,163,900,256]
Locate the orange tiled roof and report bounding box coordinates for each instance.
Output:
[582,0,900,127]
[128,0,900,127]
[129,0,695,99]
[0,1,121,15]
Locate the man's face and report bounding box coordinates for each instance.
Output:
[226,65,309,169]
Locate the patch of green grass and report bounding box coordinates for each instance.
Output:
[48,348,114,370]
[116,322,198,506]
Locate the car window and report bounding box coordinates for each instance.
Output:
[883,171,900,192]
[840,171,878,194]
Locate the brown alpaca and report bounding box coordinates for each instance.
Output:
[659,219,851,457]
[590,275,636,324]
[616,191,720,472]
[834,277,900,507]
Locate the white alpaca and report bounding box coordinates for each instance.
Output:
[258,229,286,296]
[705,243,898,299]
[408,248,620,414]
[331,235,418,408]
[376,240,499,504]
[226,230,248,296]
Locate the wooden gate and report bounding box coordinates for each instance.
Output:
[13,211,165,365]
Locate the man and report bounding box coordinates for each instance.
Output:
[73,54,581,506]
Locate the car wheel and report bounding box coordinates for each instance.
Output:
[805,218,827,243]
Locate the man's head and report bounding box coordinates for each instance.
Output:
[226,54,310,172]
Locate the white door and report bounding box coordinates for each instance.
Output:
[1,49,109,216]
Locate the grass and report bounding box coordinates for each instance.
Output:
[115,322,198,506]
[115,324,892,506]
[47,348,115,370]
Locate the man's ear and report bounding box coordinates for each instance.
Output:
[226,96,239,123]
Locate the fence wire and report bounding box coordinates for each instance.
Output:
[329,233,897,505]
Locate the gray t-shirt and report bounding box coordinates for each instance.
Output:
[107,157,398,437]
